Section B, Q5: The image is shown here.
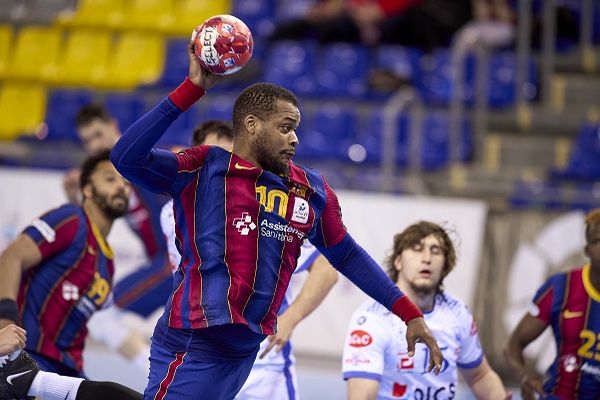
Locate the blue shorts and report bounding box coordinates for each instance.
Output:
[144,318,264,400]
[28,351,87,379]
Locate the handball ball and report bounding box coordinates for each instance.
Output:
[193,15,253,75]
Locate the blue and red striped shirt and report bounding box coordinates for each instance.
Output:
[531,265,600,399]
[18,204,114,371]
[111,83,421,339]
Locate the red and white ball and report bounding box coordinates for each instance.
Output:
[193,15,253,75]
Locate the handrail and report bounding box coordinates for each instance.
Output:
[380,87,424,192]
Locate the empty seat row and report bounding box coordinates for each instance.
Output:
[56,0,231,37]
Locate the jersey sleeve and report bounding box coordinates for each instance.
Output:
[456,306,484,369]
[342,304,389,381]
[22,205,81,260]
[529,276,556,325]
[309,178,347,249]
[168,145,211,196]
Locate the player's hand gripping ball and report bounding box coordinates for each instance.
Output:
[193,15,253,75]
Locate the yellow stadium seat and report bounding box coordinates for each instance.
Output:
[102,32,165,89]
[0,84,46,140]
[0,25,12,78]
[4,26,62,82]
[55,29,112,87]
[118,0,175,31]
[166,0,231,36]
[56,0,125,29]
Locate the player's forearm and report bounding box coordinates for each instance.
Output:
[469,370,508,400]
[284,256,338,326]
[319,234,422,323]
[0,250,25,302]
[504,338,528,381]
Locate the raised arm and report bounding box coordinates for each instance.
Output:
[110,31,223,194]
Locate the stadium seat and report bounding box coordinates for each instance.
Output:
[375,45,422,86]
[201,94,236,122]
[45,89,93,142]
[167,0,231,36]
[420,112,473,170]
[298,103,358,161]
[0,84,46,141]
[361,110,410,166]
[118,0,175,32]
[0,25,12,78]
[263,40,317,95]
[232,0,276,38]
[4,26,62,82]
[315,43,370,97]
[156,39,189,87]
[56,29,112,87]
[551,123,600,180]
[56,0,125,29]
[105,93,145,132]
[101,32,165,89]
[510,180,563,210]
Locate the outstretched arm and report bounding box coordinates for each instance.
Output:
[111,30,223,194]
[260,255,338,358]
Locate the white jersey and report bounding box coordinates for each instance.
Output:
[160,200,180,270]
[342,293,483,400]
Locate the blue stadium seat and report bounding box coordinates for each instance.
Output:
[510,180,563,210]
[551,123,600,180]
[263,40,317,95]
[314,43,370,97]
[232,0,276,38]
[201,94,235,122]
[45,89,93,142]
[105,93,145,132]
[297,103,358,161]
[420,112,474,170]
[156,39,189,88]
[360,110,409,166]
[375,45,422,86]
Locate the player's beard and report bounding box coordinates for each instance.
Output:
[91,186,129,219]
[408,280,438,297]
[254,132,289,176]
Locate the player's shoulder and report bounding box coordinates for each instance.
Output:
[177,144,226,171]
[435,292,472,318]
[289,162,327,189]
[42,203,84,222]
[354,299,392,319]
[538,269,571,291]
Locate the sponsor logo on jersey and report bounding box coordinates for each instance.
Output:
[392,383,407,397]
[344,353,371,366]
[349,330,372,347]
[581,361,600,378]
[291,197,309,224]
[562,354,579,373]
[563,309,584,319]
[32,219,56,243]
[62,281,79,301]
[259,219,304,243]
[397,353,414,370]
[357,316,366,325]
[233,212,256,236]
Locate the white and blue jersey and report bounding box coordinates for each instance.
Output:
[342,293,483,400]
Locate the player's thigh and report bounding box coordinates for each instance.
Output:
[144,341,256,400]
[235,366,298,400]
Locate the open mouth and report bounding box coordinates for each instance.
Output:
[418,269,432,277]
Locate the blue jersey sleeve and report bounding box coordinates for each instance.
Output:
[22,204,81,260]
[110,98,182,195]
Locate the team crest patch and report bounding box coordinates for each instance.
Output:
[291,197,309,224]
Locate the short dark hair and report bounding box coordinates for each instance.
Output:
[192,120,233,146]
[79,149,112,189]
[75,104,112,129]
[232,83,298,134]
[385,221,457,294]
[585,208,600,240]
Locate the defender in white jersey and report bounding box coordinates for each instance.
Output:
[342,221,509,400]
[160,120,339,400]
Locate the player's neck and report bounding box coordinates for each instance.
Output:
[232,143,261,169]
[396,283,435,313]
[589,263,600,291]
[83,201,113,238]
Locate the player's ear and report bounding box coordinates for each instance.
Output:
[82,183,93,200]
[394,255,402,271]
[244,114,258,135]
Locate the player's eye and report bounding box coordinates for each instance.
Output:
[412,244,423,252]
[430,246,442,255]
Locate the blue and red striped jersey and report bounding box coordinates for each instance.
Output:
[17,204,114,372]
[165,146,346,334]
[531,265,600,399]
